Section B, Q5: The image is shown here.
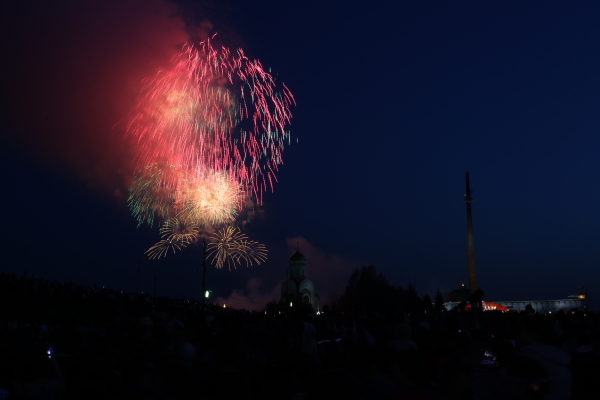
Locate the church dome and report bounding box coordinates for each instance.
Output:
[443,284,469,303]
[290,250,306,262]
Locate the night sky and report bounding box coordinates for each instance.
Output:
[2,0,599,310]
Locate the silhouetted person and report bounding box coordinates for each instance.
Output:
[468,288,485,313]
[518,316,571,399]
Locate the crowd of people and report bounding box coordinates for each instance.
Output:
[0,271,599,400]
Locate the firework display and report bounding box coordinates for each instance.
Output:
[127,35,291,262]
[128,164,179,227]
[207,226,268,269]
[159,217,199,243]
[232,239,268,266]
[145,238,189,260]
[128,36,294,230]
[177,169,241,227]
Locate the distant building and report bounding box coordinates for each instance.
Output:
[490,290,589,313]
[486,299,586,313]
[446,174,591,314]
[280,250,320,310]
[443,285,590,313]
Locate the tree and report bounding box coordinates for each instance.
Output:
[339,266,425,317]
[405,282,422,313]
[422,294,433,313]
[434,288,445,313]
[265,299,281,315]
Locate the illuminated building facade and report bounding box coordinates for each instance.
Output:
[490,290,589,313]
[443,174,590,313]
[443,286,589,313]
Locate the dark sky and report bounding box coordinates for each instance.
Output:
[2,0,599,309]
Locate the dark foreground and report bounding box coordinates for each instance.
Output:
[1,273,599,400]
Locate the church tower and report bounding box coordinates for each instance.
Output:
[281,250,320,310]
[289,250,307,280]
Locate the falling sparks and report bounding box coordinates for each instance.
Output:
[129,35,289,263]
[127,36,294,230]
[232,239,268,266]
[159,217,199,243]
[145,238,189,260]
[207,226,268,269]
[207,226,246,269]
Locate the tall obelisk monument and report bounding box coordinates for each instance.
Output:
[465,171,477,294]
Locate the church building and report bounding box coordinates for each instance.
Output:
[280,250,320,310]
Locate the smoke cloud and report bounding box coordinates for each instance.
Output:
[215,277,282,311]
[3,0,189,195]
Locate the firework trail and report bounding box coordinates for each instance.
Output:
[232,239,268,266]
[159,217,199,243]
[128,164,179,227]
[207,226,246,269]
[207,226,268,269]
[145,217,198,260]
[127,35,295,230]
[145,237,190,260]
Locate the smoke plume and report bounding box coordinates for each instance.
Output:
[3,0,189,196]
